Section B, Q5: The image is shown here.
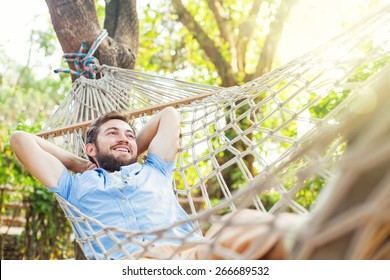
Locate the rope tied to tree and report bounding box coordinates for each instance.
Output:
[54,29,108,79]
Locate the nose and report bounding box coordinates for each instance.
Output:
[117,131,129,143]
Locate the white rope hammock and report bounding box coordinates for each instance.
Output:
[38,6,390,259]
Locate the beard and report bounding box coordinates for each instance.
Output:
[95,146,137,172]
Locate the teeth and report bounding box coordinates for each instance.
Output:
[115,148,129,153]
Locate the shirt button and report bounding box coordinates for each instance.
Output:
[122,199,126,203]
[128,216,134,221]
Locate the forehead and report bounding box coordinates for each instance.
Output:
[98,119,134,134]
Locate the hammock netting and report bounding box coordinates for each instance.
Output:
[38,6,390,259]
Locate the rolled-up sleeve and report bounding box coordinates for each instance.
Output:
[145,152,176,177]
[47,167,74,200]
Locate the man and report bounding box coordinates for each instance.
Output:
[10,107,205,259]
[12,106,297,260]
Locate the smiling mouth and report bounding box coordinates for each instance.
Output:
[113,147,130,153]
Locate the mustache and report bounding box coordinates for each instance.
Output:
[95,148,137,172]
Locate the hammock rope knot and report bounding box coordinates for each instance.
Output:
[54,29,108,79]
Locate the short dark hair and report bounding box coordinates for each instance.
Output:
[86,111,134,161]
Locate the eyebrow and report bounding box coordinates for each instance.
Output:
[104,127,135,135]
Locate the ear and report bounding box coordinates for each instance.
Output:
[86,143,97,158]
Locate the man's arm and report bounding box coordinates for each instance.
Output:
[136,107,180,162]
[10,131,93,187]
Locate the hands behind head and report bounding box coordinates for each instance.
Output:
[71,158,97,174]
[86,161,97,171]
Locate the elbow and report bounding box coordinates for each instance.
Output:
[163,107,180,135]
[10,131,24,148]
[163,107,181,155]
[162,106,180,125]
[10,131,30,153]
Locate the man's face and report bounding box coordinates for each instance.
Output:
[90,119,138,172]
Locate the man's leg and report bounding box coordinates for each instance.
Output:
[195,209,301,260]
[141,209,301,260]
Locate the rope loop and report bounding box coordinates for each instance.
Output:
[54,29,108,79]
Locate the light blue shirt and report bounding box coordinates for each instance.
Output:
[49,153,203,259]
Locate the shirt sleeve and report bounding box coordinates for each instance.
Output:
[46,167,74,200]
[144,152,176,177]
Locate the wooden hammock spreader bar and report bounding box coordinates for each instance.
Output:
[36,88,221,139]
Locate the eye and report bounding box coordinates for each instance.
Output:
[108,131,117,135]
[127,134,135,139]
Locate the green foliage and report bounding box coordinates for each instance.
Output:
[137,0,283,85]
[260,191,281,211]
[1,121,74,259]
[348,56,390,83]
[309,90,350,119]
[96,1,106,26]
[30,29,59,57]
[1,25,73,258]
[21,186,74,259]
[295,177,326,210]
[138,2,219,84]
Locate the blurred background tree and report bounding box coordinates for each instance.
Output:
[44,0,296,86]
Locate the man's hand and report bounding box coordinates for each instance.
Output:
[85,161,97,171]
[71,158,97,174]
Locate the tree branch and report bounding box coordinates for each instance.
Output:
[206,0,230,44]
[172,0,236,86]
[236,0,262,73]
[104,0,139,58]
[245,0,297,82]
[104,0,119,37]
[207,0,238,72]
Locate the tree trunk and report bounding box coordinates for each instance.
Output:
[45,0,138,72]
